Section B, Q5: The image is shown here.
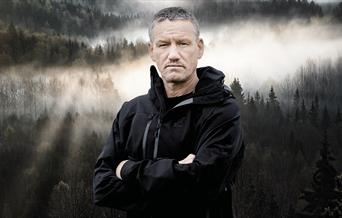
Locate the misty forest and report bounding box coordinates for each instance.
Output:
[1,0,342,217]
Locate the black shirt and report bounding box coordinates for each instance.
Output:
[164,91,193,110]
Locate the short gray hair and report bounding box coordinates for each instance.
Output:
[148,7,200,42]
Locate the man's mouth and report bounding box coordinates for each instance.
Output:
[166,65,184,68]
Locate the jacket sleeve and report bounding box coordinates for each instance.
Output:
[120,100,245,201]
[92,103,145,211]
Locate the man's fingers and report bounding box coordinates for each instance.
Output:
[188,154,195,160]
[184,154,195,162]
[115,160,128,180]
[178,153,196,164]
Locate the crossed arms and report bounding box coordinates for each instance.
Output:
[92,102,244,211]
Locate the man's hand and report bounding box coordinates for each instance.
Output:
[178,154,195,164]
[116,154,195,179]
[116,160,128,180]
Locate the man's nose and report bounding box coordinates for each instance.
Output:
[167,45,180,61]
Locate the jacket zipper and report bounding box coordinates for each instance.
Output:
[142,119,153,159]
[153,118,161,158]
[152,97,194,159]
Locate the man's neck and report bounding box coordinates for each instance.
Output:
[163,72,199,98]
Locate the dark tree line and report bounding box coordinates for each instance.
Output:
[0,23,148,67]
[0,0,340,69]
[230,63,342,217]
[193,0,323,25]
[0,0,136,37]
[80,0,326,22]
[1,0,339,43]
[331,2,342,22]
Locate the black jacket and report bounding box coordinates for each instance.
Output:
[93,65,245,218]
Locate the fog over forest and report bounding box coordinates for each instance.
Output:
[89,18,342,98]
[2,18,342,112]
[1,0,342,218]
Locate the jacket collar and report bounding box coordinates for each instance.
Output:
[148,65,233,112]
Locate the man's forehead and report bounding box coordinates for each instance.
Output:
[152,19,197,39]
[154,33,194,42]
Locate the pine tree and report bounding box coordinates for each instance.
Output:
[254,91,261,105]
[321,105,331,130]
[293,88,300,109]
[268,86,278,106]
[96,45,103,56]
[248,96,257,114]
[230,78,245,106]
[267,86,283,121]
[309,100,318,127]
[297,130,342,217]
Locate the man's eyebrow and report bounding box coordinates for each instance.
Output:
[156,40,170,44]
[156,37,192,43]
[176,38,192,42]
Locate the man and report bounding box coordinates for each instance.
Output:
[93,7,245,218]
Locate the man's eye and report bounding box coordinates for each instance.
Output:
[158,44,168,47]
[179,42,189,46]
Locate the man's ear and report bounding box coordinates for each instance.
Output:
[197,38,204,59]
[148,42,155,62]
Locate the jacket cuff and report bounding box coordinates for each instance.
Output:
[120,160,137,180]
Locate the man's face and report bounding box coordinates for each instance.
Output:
[148,19,204,84]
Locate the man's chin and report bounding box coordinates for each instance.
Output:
[162,71,180,79]
[165,68,183,74]
[164,76,187,84]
